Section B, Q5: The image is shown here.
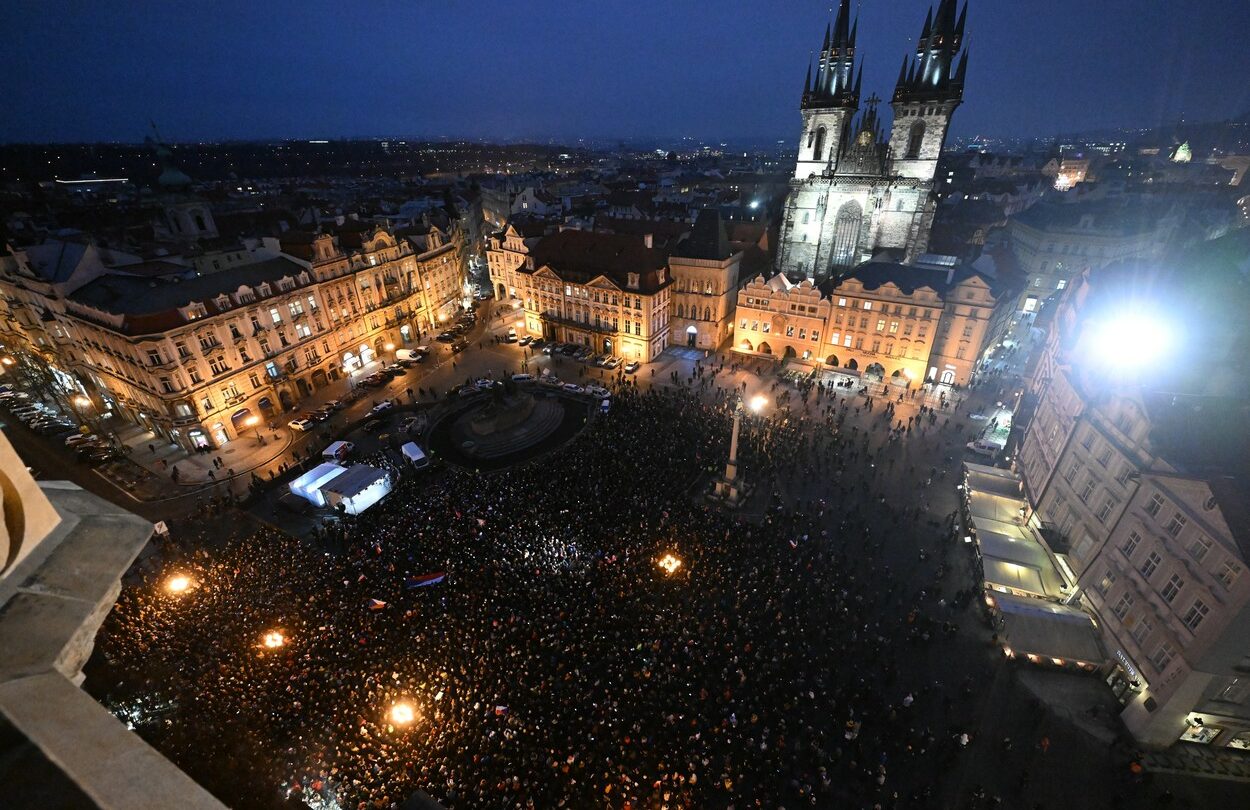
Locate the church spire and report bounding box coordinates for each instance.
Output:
[833,0,851,48]
[803,58,812,97]
[895,2,969,103]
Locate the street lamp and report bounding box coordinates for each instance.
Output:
[166,575,191,594]
[262,630,285,649]
[244,414,265,445]
[713,394,766,506]
[389,702,416,726]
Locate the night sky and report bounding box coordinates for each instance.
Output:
[3,0,1249,144]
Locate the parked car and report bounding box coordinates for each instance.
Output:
[436,332,455,343]
[511,373,535,382]
[965,439,1000,457]
[326,398,345,411]
[79,447,122,465]
[369,401,395,416]
[363,419,387,432]
[505,328,518,343]
[451,340,468,354]
[288,418,313,432]
[624,361,641,374]
[600,398,611,414]
[586,385,611,399]
[518,335,533,347]
[561,383,586,395]
[542,345,555,355]
[65,433,99,446]
[603,357,622,369]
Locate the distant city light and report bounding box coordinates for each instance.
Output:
[657,553,683,575]
[749,200,759,209]
[166,575,191,594]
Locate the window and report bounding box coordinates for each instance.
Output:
[288,300,304,318]
[1161,574,1184,603]
[1080,431,1095,451]
[863,302,872,310]
[1151,642,1176,672]
[905,120,925,159]
[1182,599,1210,632]
[1218,560,1242,589]
[1097,570,1117,594]
[209,357,228,376]
[159,376,174,393]
[188,367,202,384]
[811,331,820,342]
[1079,477,1096,503]
[889,321,899,334]
[265,361,279,379]
[844,334,853,347]
[248,372,261,389]
[269,307,283,325]
[146,349,162,366]
[1112,593,1135,620]
[1139,552,1161,579]
[876,319,886,331]
[1146,493,1165,517]
[1097,446,1113,467]
[295,323,312,339]
[786,326,795,337]
[1120,531,1141,559]
[1115,465,1134,485]
[1097,497,1116,523]
[1131,616,1154,645]
[1165,513,1187,538]
[1188,536,1212,562]
[838,298,847,307]
[1057,279,1068,290]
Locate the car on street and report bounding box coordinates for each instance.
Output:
[586,385,611,399]
[600,398,611,414]
[603,357,622,369]
[518,335,532,346]
[369,401,395,416]
[288,418,314,432]
[538,376,562,388]
[436,332,455,342]
[400,416,423,433]
[624,361,640,374]
[561,383,586,394]
[64,433,100,446]
[451,340,468,354]
[968,412,989,421]
[574,347,594,361]
[79,447,122,465]
[511,373,534,382]
[542,345,554,355]
[326,398,345,411]
[364,419,387,432]
[965,439,1000,457]
[385,362,407,375]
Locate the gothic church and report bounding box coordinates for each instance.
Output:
[776,0,969,280]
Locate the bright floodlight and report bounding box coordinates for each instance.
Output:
[749,395,768,413]
[657,553,683,575]
[262,631,285,648]
[166,575,190,594]
[749,200,760,209]
[390,702,416,725]
[1091,314,1168,368]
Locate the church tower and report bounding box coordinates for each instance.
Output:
[888,0,968,181]
[776,2,970,279]
[793,0,860,179]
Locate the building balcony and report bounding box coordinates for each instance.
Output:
[540,313,616,334]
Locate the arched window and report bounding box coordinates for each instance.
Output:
[906,121,925,160]
[704,307,712,322]
[676,303,685,319]
[831,201,863,269]
[812,126,827,161]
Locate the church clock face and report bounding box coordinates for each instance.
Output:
[857,130,874,147]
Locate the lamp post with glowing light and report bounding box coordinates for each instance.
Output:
[244,414,265,446]
[713,394,766,506]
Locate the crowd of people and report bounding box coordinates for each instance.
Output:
[91,372,1033,810]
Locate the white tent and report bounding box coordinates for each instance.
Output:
[319,464,392,514]
[288,463,348,508]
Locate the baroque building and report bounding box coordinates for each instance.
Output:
[776,0,969,280]
[0,222,467,451]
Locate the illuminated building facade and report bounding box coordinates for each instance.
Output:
[1016,237,1250,750]
[776,0,969,279]
[0,224,466,450]
[511,229,673,362]
[734,257,999,386]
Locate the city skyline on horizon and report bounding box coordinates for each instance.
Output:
[3,0,1249,145]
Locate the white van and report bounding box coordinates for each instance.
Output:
[965,439,1000,458]
[401,441,430,469]
[322,440,355,462]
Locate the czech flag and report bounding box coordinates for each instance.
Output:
[405,571,446,589]
[368,598,387,610]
